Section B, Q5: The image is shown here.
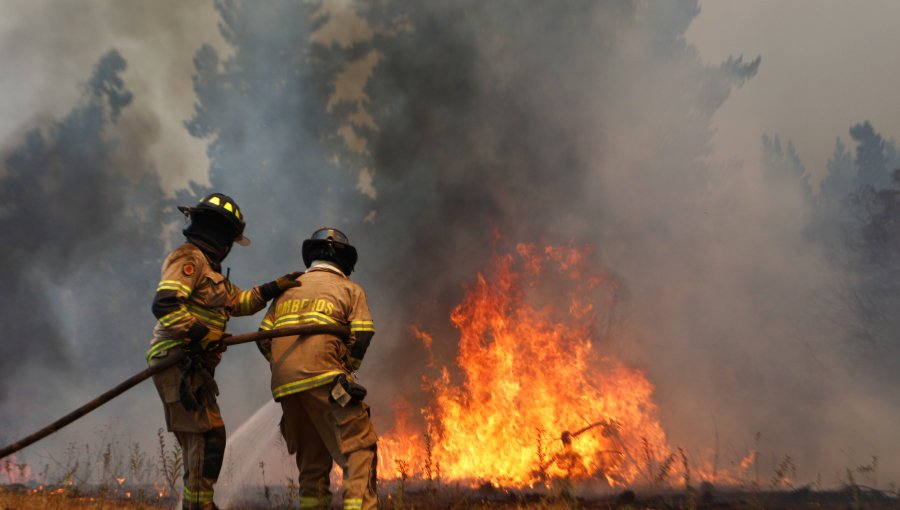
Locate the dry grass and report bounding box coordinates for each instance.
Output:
[0,487,171,510]
[4,428,899,509]
[3,484,899,510]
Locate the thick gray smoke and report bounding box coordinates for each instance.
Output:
[190,0,899,486]
[2,0,898,492]
[0,0,219,474]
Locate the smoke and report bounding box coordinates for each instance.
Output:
[306,0,894,482]
[0,48,172,448]
[2,0,899,491]
[0,0,219,193]
[0,0,216,460]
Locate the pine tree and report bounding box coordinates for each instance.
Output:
[0,50,169,405]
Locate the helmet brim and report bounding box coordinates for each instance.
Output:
[178,204,250,246]
[301,238,356,272]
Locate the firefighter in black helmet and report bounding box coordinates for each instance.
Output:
[177,192,250,263]
[147,193,302,510]
[301,227,358,275]
[258,227,378,510]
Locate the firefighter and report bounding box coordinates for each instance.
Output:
[146,193,301,510]
[257,227,377,510]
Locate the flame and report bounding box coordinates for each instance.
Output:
[0,455,33,484]
[380,243,669,487]
[739,451,756,470]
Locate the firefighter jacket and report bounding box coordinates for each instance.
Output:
[258,262,375,401]
[145,242,270,363]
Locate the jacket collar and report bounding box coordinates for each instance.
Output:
[307,260,346,278]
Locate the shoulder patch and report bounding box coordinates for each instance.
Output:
[182,263,195,276]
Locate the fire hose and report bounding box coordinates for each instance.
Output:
[0,324,348,460]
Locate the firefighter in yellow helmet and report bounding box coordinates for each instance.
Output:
[257,227,378,510]
[146,193,302,510]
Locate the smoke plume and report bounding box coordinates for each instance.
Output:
[2,0,899,491]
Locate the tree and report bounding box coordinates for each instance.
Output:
[820,138,855,211]
[185,0,361,279]
[838,122,900,373]
[183,1,762,396]
[850,121,894,189]
[0,50,169,407]
[762,133,814,207]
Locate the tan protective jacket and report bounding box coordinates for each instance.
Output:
[258,264,375,400]
[145,243,269,362]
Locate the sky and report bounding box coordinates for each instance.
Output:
[2,0,900,494]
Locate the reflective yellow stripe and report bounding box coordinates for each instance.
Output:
[272,371,343,400]
[157,280,192,297]
[186,303,227,324]
[186,304,227,328]
[350,320,375,332]
[183,487,214,503]
[300,496,331,508]
[300,496,332,506]
[157,307,190,328]
[239,290,253,314]
[273,316,323,328]
[260,319,274,331]
[145,339,184,364]
[274,311,338,328]
[344,498,363,510]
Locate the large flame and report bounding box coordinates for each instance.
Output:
[380,243,669,487]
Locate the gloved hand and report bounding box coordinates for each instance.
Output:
[186,323,228,352]
[205,332,230,353]
[260,271,303,300]
[329,374,367,406]
[275,271,303,292]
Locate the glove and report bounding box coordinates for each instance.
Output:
[205,333,230,353]
[276,271,303,291]
[329,374,367,406]
[186,323,227,352]
[259,271,303,300]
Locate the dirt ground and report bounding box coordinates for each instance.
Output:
[3,483,899,509]
[388,485,900,510]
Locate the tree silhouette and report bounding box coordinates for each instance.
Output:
[183,1,762,395]
[0,50,169,406]
[850,121,896,189]
[184,0,360,280]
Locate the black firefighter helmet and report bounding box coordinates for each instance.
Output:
[302,227,358,275]
[178,192,250,247]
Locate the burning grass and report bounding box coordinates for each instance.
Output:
[0,484,173,509]
[3,245,898,508]
[2,420,897,509]
[3,480,899,510]
[380,243,668,488]
[0,426,180,510]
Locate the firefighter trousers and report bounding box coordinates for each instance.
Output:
[175,427,226,510]
[280,384,378,510]
[151,361,226,510]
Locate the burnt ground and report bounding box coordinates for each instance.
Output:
[3,482,900,509]
[379,482,900,510]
